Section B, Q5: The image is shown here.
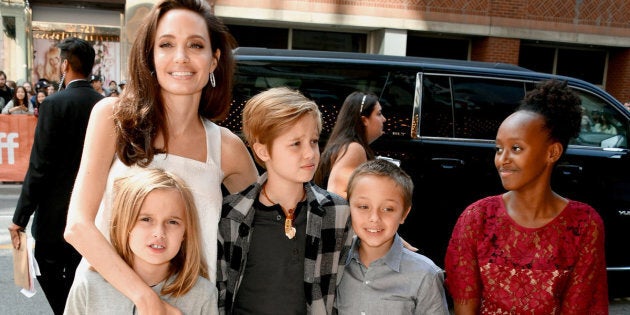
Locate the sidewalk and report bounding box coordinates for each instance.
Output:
[0,183,22,198]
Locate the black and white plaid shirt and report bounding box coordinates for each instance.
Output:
[217,173,352,314]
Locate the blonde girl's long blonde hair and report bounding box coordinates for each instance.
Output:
[110,168,208,297]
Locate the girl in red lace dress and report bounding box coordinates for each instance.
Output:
[445,79,608,315]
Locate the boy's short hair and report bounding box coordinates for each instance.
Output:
[242,86,322,166]
[347,159,414,210]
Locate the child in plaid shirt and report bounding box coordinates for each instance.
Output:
[217,87,352,315]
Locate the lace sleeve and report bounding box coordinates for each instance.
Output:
[444,202,484,304]
[560,206,608,314]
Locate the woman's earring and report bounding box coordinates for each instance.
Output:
[209,72,216,88]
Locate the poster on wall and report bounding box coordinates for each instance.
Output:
[31,23,120,87]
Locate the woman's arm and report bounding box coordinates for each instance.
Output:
[27,100,34,114]
[560,209,608,314]
[445,204,483,315]
[64,99,178,315]
[326,142,367,199]
[2,100,13,114]
[453,300,480,315]
[220,127,258,193]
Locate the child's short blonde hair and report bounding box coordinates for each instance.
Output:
[242,87,322,166]
[347,159,414,210]
[110,168,207,297]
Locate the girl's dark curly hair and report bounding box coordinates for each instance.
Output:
[518,79,582,153]
[114,0,236,166]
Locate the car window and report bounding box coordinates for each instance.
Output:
[419,75,525,140]
[379,70,415,138]
[225,61,412,139]
[451,77,525,140]
[572,89,628,148]
[420,74,454,137]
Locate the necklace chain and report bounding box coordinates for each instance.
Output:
[261,184,305,239]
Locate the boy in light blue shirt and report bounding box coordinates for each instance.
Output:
[336,159,449,315]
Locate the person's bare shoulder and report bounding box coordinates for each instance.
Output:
[91,96,118,118]
[219,126,258,192]
[336,142,367,165]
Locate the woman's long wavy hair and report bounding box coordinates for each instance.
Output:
[114,0,237,166]
[314,91,379,187]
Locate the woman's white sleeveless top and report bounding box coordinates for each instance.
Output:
[95,118,223,282]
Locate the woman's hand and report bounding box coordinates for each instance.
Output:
[9,105,28,113]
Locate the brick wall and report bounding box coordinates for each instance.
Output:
[607,48,630,103]
[302,0,630,29]
[471,37,520,65]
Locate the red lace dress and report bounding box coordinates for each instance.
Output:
[445,195,608,314]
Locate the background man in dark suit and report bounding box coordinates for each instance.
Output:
[7,37,104,315]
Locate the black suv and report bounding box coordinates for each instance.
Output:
[220,47,630,297]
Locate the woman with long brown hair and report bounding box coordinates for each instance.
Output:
[64,0,258,313]
[314,91,386,198]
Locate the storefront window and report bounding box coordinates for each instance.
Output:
[292,29,366,52]
[31,22,120,86]
[407,34,470,60]
[519,43,607,86]
[228,25,288,49]
[0,1,30,84]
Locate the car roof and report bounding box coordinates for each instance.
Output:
[233,47,530,71]
[233,47,624,109]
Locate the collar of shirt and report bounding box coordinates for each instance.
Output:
[346,233,404,272]
[65,79,89,88]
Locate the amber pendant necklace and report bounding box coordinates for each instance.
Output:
[262,184,305,239]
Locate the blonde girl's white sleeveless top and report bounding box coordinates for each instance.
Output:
[95,118,224,283]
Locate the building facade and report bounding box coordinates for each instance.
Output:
[216,0,630,102]
[1,0,629,101]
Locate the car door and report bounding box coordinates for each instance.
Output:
[399,73,527,266]
[551,85,630,297]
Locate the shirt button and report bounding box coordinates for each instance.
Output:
[276,215,282,221]
[364,280,370,285]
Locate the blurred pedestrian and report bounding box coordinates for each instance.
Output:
[0,70,14,106]
[23,81,35,101]
[33,90,47,116]
[89,74,108,96]
[2,86,34,115]
[47,84,56,96]
[8,37,104,315]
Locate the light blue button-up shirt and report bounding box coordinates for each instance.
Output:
[336,234,449,315]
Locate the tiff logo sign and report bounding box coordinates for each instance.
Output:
[0,132,20,164]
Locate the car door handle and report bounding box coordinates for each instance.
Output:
[432,158,465,170]
[556,164,582,177]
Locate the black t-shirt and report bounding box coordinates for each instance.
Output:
[234,198,307,315]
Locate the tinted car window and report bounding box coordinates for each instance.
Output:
[224,62,413,139]
[573,88,628,148]
[419,75,525,140]
[451,77,525,140]
[420,75,454,137]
